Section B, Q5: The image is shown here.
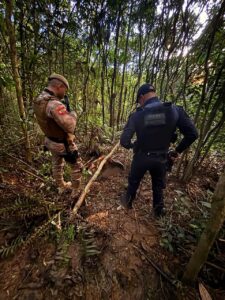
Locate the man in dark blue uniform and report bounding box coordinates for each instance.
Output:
[120,83,198,217]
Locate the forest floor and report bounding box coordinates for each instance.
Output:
[0,145,224,300]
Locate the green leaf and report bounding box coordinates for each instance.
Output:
[189,224,199,229]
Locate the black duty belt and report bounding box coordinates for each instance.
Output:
[47,136,67,144]
[141,150,167,158]
[46,136,78,164]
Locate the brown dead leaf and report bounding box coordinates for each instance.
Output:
[108,158,125,170]
[199,282,212,300]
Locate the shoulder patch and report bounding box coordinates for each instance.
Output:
[55,105,68,115]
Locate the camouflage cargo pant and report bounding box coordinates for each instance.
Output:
[45,137,82,189]
[51,151,83,189]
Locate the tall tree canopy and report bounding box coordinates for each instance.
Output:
[0,0,225,178]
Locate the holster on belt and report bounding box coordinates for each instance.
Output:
[47,134,79,164]
[63,133,79,164]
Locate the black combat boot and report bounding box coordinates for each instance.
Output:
[154,205,166,218]
[120,193,134,209]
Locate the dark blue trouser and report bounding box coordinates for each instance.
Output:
[127,152,167,209]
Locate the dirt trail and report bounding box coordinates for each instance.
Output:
[0,149,194,300]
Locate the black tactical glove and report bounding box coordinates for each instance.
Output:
[61,150,79,164]
[166,150,178,172]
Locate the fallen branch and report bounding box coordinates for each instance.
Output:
[71,142,120,216]
[5,152,45,179]
[133,245,176,286]
[205,261,225,273]
[20,167,45,182]
[82,157,96,168]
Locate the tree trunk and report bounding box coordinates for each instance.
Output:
[116,1,133,130]
[100,67,105,125]
[182,170,225,284]
[5,0,31,162]
[109,4,122,130]
[182,83,225,182]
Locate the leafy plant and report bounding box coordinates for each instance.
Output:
[0,196,63,219]
[77,225,101,261]
[0,236,24,258]
[0,216,55,258]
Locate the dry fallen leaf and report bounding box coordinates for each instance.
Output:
[199,282,212,300]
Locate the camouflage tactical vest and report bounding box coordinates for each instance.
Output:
[33,91,67,140]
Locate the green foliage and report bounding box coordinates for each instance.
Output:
[54,224,76,246]
[51,224,76,267]
[21,218,55,252]
[158,190,211,253]
[82,167,93,179]
[0,196,63,219]
[1,0,225,166]
[77,225,101,261]
[0,62,13,88]
[0,192,64,258]
[38,162,52,178]
[0,217,54,258]
[0,236,24,258]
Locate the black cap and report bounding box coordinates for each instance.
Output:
[136,83,155,102]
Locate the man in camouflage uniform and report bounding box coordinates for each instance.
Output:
[33,74,82,191]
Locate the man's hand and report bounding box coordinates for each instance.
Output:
[166,149,179,172]
[67,133,78,153]
[168,149,179,162]
[67,133,75,145]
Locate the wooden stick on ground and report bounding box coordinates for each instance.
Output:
[133,245,176,286]
[71,142,120,216]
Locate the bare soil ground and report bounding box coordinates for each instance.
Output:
[0,148,224,300]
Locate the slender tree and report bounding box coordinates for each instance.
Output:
[183,169,225,284]
[4,0,31,161]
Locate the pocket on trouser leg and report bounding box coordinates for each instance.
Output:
[71,169,82,188]
[72,179,81,189]
[52,156,65,187]
[71,170,81,198]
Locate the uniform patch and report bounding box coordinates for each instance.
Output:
[55,105,68,115]
[144,112,166,126]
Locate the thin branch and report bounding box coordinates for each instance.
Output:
[133,245,176,286]
[71,142,120,216]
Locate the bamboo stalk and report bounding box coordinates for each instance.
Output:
[71,142,120,216]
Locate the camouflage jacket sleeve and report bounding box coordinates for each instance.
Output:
[46,99,77,134]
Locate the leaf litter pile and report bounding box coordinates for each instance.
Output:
[0,147,224,300]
